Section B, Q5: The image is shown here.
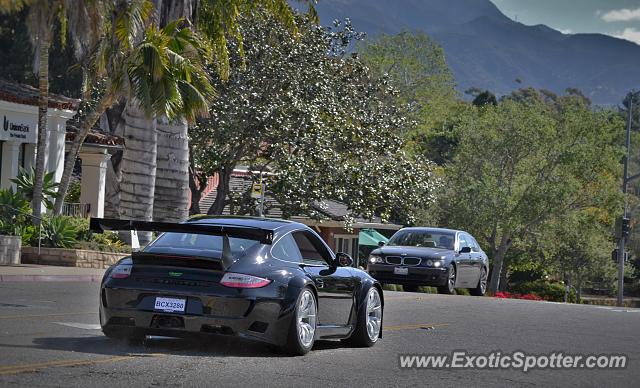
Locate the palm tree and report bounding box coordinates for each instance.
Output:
[52,0,214,226]
[148,0,309,223]
[0,0,105,225]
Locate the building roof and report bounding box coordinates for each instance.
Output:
[65,124,124,147]
[0,78,80,111]
[198,172,403,230]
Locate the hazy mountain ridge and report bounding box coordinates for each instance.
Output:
[306,0,640,104]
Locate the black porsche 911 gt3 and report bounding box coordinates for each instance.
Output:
[91,216,383,356]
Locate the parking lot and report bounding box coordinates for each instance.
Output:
[0,281,638,387]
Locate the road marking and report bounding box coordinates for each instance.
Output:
[0,354,165,376]
[385,295,431,301]
[53,322,102,330]
[0,312,97,320]
[384,323,449,331]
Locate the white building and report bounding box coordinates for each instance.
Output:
[0,79,118,217]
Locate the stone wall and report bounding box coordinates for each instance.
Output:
[21,247,127,268]
[0,235,22,265]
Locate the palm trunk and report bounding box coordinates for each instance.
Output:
[208,166,232,215]
[488,234,510,293]
[153,117,189,222]
[53,94,114,214]
[188,163,202,215]
[32,36,51,226]
[118,101,157,245]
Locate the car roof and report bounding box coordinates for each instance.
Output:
[398,227,461,234]
[186,215,301,232]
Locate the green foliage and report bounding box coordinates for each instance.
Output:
[437,89,624,291]
[358,31,458,136]
[41,216,77,248]
[191,16,440,224]
[64,180,81,203]
[512,280,576,303]
[11,167,59,209]
[0,188,31,236]
[76,232,130,253]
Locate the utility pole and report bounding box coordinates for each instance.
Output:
[618,92,635,307]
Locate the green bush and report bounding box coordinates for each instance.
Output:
[0,188,31,236]
[41,216,77,248]
[512,280,576,303]
[11,167,59,210]
[64,180,81,203]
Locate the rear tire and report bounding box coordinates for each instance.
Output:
[344,287,383,347]
[283,288,317,356]
[469,267,488,296]
[437,265,456,295]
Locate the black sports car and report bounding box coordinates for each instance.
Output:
[91,216,383,356]
[366,227,488,295]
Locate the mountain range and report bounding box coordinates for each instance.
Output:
[303,0,640,105]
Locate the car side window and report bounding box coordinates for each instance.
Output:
[458,234,469,250]
[292,231,332,266]
[467,234,480,252]
[271,233,303,262]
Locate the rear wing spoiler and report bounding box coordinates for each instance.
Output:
[89,218,274,244]
[90,218,274,270]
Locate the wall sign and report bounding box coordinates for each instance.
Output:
[0,110,37,144]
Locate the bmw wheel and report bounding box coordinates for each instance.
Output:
[438,265,456,295]
[284,288,317,356]
[470,267,488,296]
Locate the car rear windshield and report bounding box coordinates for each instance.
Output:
[144,232,260,259]
[387,230,455,249]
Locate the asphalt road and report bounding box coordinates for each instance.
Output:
[0,282,638,387]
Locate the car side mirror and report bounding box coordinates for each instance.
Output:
[334,252,354,267]
[459,246,471,254]
[378,241,385,247]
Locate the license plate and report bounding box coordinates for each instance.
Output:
[154,297,186,313]
[394,267,409,275]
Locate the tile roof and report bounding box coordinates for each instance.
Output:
[65,124,124,146]
[0,78,80,110]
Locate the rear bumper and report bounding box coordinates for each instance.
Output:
[367,264,448,286]
[100,281,296,346]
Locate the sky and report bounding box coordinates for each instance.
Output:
[491,0,640,44]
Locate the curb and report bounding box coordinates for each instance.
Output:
[0,274,103,282]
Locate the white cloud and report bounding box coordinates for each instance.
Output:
[614,27,640,44]
[601,7,640,22]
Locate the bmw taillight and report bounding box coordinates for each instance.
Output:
[220,272,271,288]
[110,264,132,279]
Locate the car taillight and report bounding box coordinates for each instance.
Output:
[110,264,132,279]
[220,272,271,288]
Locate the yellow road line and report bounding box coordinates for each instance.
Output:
[0,312,97,320]
[0,354,164,376]
[384,323,449,331]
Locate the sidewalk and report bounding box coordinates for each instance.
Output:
[0,264,106,282]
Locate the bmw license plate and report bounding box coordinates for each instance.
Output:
[394,267,409,275]
[154,297,186,313]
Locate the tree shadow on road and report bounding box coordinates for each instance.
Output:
[0,335,349,358]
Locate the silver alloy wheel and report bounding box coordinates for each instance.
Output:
[479,268,487,294]
[297,290,316,348]
[366,288,382,342]
[448,266,456,292]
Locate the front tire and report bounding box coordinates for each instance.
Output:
[344,287,383,347]
[437,265,456,295]
[283,287,317,356]
[469,267,488,296]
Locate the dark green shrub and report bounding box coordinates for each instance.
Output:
[41,216,77,248]
[11,167,59,210]
[0,188,30,236]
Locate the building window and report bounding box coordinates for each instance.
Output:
[333,234,359,266]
